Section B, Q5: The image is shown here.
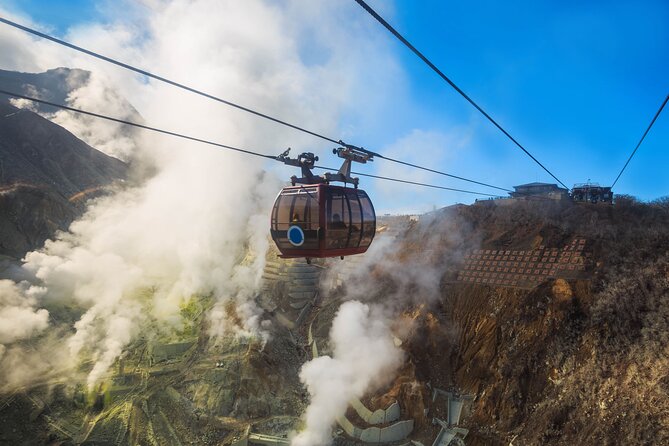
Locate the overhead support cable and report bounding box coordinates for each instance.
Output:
[0,89,276,161]
[0,15,510,194]
[351,0,568,190]
[0,17,339,146]
[0,89,501,198]
[611,93,669,188]
[370,153,510,192]
[313,166,499,196]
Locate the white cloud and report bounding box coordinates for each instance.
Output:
[0,8,65,71]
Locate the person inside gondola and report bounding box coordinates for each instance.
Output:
[292,212,300,223]
[328,212,348,249]
[331,213,346,229]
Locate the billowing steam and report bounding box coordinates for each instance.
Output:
[292,210,474,443]
[0,0,403,391]
[292,300,404,446]
[0,280,59,392]
[51,72,142,161]
[0,280,48,346]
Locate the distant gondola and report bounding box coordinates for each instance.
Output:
[270,146,376,261]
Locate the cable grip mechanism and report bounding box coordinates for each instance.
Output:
[277,144,374,188]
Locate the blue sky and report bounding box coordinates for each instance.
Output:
[3,0,100,32]
[2,0,668,212]
[362,0,669,208]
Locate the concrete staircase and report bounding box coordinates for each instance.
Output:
[284,259,321,310]
[259,247,322,329]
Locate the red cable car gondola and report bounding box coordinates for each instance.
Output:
[270,146,376,261]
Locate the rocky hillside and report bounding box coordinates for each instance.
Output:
[0,101,127,259]
[351,199,669,445]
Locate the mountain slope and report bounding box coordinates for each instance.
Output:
[0,67,90,112]
[0,101,128,259]
[0,102,127,196]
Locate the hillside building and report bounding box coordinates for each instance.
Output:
[571,183,613,204]
[509,182,569,200]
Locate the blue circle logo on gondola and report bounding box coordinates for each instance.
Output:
[287,225,305,247]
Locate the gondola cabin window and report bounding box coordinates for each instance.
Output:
[271,187,320,251]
